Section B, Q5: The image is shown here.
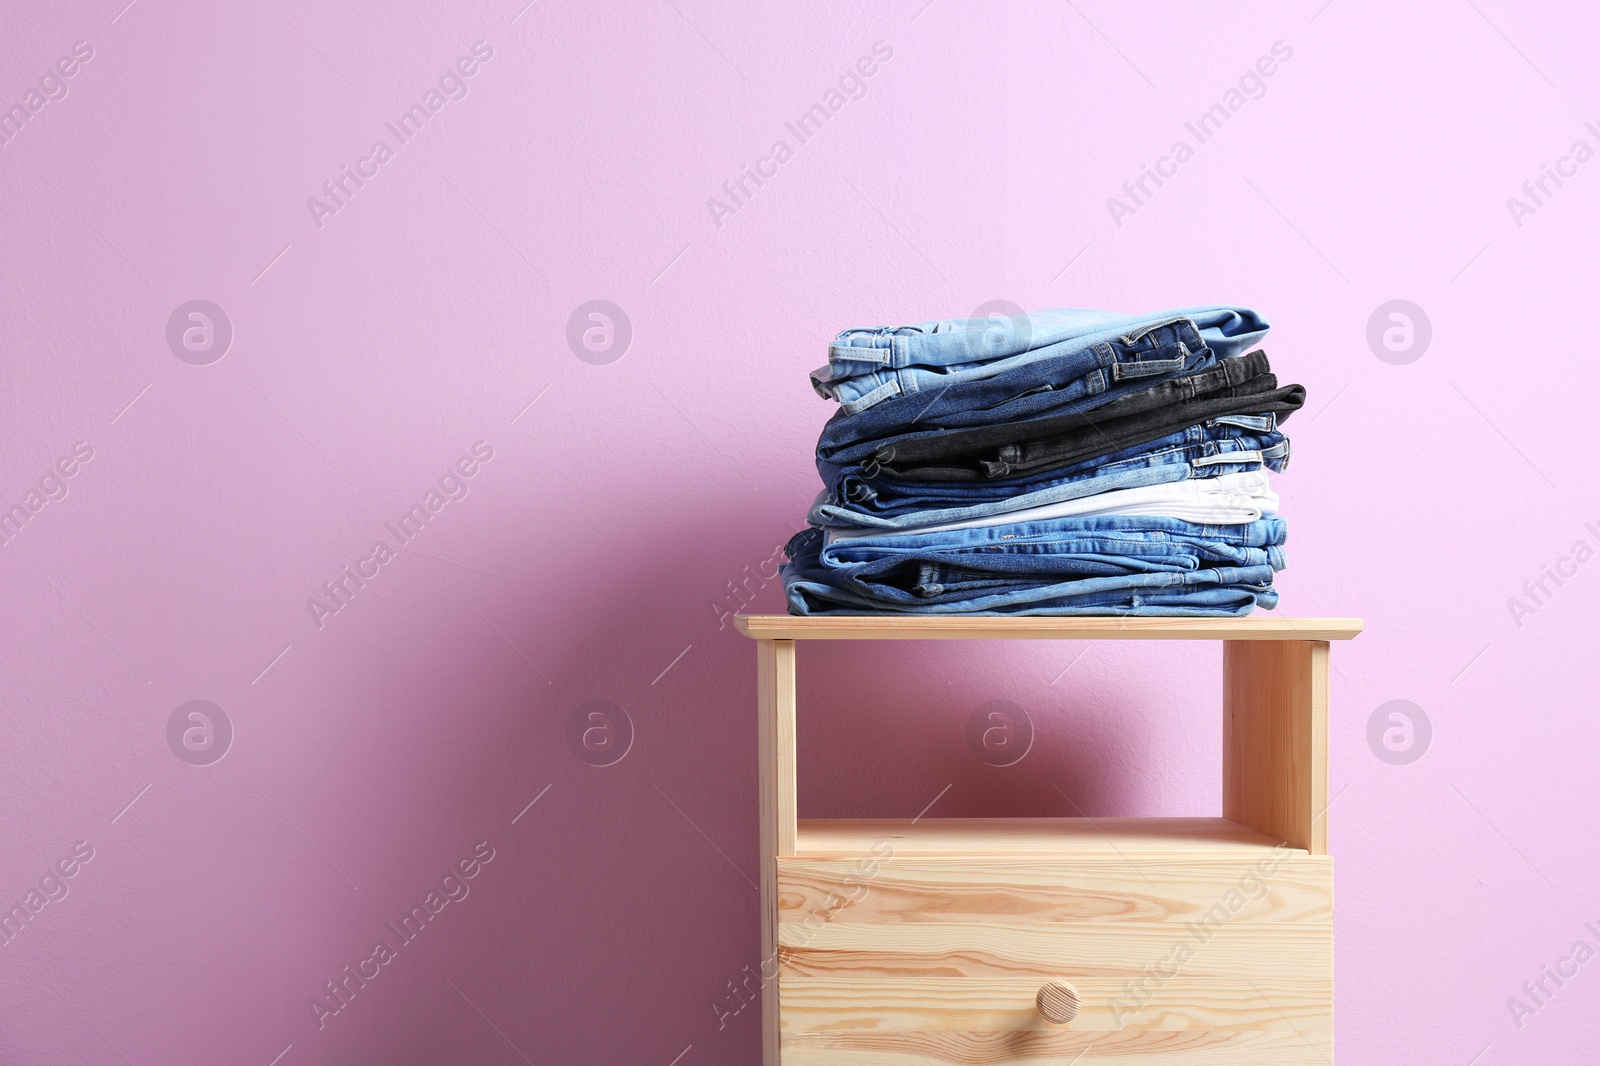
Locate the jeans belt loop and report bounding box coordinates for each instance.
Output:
[838,378,902,415]
[829,344,892,367]
[1193,449,1263,468]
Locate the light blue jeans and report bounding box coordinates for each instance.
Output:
[811,305,1269,412]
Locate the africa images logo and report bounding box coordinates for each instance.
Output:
[1105,40,1293,227]
[307,441,495,629]
[305,42,495,230]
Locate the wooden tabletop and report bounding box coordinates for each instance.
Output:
[734,615,1363,640]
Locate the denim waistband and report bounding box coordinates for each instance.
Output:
[813,306,1269,411]
[864,349,1276,468]
[807,512,1289,560]
[815,319,1213,447]
[869,380,1303,483]
[783,521,1283,614]
[810,425,1292,530]
[827,421,1289,498]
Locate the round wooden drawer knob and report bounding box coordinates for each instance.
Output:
[1036,981,1081,1024]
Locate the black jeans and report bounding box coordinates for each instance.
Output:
[872,349,1277,466]
[876,379,1306,481]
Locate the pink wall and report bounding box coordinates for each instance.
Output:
[1,0,1595,1062]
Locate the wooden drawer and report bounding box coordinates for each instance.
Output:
[775,820,1332,1065]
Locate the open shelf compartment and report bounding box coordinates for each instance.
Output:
[793,816,1296,858]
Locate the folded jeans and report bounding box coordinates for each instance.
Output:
[811,424,1292,530]
[876,383,1304,481]
[811,305,1269,412]
[815,319,1215,457]
[825,470,1277,541]
[785,579,1281,616]
[784,515,1287,613]
[864,349,1277,467]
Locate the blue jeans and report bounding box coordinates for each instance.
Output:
[810,423,1290,530]
[811,306,1269,412]
[816,321,1213,466]
[842,348,1277,470]
[782,515,1285,615]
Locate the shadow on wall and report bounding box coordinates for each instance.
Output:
[271,516,1217,1065]
[793,637,1211,822]
[278,518,780,1064]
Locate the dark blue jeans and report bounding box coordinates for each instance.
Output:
[810,423,1291,530]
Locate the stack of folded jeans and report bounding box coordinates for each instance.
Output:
[780,306,1305,616]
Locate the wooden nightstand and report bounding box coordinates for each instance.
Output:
[736,615,1363,1065]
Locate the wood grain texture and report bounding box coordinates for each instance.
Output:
[780,969,1332,1034]
[795,817,1289,857]
[1223,641,1331,854]
[776,853,1333,1063]
[1035,981,1081,1024]
[779,854,1332,926]
[782,1028,1332,1064]
[757,639,797,1066]
[734,615,1362,641]
[758,640,797,858]
[781,920,1330,982]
